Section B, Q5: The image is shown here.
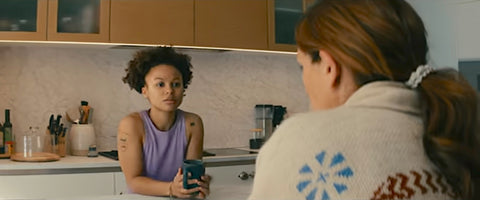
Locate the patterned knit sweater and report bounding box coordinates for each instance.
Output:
[248,81,458,200]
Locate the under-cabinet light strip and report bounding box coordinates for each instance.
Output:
[0,40,297,55]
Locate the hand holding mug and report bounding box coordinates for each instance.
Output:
[171,168,201,199]
[182,160,205,189]
[183,160,210,198]
[195,174,211,199]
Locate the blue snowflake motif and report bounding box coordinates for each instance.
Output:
[296,151,354,200]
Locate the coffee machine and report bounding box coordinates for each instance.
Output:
[272,105,287,130]
[250,104,287,149]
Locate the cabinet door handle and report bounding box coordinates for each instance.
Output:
[238,171,249,180]
[238,171,255,180]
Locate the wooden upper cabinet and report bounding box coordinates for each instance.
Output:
[47,0,110,42]
[0,0,48,41]
[195,0,268,50]
[110,0,194,46]
[268,0,315,52]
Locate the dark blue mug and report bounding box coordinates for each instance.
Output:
[182,160,205,191]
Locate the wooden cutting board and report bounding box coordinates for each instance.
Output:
[0,153,10,159]
[10,152,60,162]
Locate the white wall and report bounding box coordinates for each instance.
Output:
[407,0,459,69]
[408,0,480,67]
[455,1,480,60]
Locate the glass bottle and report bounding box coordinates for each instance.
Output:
[4,109,13,156]
[0,122,4,154]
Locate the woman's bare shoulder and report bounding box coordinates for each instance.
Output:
[183,111,203,125]
[118,112,144,136]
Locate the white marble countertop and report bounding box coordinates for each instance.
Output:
[0,148,257,175]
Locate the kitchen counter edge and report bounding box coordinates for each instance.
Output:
[0,153,256,175]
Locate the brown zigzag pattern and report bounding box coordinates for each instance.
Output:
[435,171,448,194]
[423,170,438,193]
[410,171,427,194]
[386,176,400,199]
[370,169,460,200]
[397,173,414,198]
[372,182,385,199]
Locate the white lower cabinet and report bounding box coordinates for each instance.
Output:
[0,164,255,198]
[112,164,255,195]
[0,172,115,199]
[206,164,255,200]
[114,171,128,195]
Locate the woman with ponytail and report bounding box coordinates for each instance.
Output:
[249,0,480,200]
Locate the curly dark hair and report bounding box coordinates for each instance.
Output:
[122,46,193,94]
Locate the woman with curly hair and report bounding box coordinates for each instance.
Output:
[118,46,210,198]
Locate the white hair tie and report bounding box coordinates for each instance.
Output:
[405,65,434,88]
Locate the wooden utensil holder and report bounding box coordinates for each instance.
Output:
[44,129,66,157]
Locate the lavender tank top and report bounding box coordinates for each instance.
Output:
[140,109,187,182]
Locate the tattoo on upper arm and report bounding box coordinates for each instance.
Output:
[120,144,127,152]
[118,132,128,152]
[190,122,195,126]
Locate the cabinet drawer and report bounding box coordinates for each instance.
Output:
[206,164,255,186]
[0,172,114,199]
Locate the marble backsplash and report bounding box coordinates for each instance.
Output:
[0,45,309,151]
